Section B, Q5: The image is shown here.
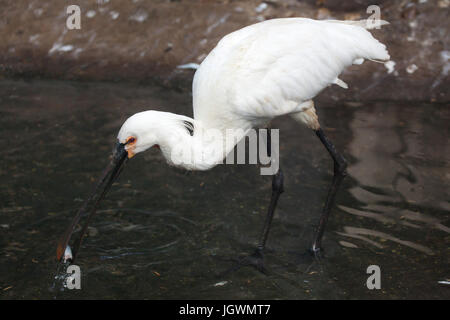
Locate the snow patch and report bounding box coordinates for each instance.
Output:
[86,10,96,18]
[255,3,268,13]
[110,11,119,20]
[384,60,396,74]
[406,64,418,74]
[129,9,148,23]
[177,63,200,70]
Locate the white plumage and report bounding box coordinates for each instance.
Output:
[193,18,389,129]
[118,18,390,170]
[59,18,391,263]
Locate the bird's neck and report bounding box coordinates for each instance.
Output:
[157,113,248,171]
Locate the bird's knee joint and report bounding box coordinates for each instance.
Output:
[272,170,284,193]
[334,159,348,176]
[294,107,320,131]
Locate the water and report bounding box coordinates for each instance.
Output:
[0,79,448,299]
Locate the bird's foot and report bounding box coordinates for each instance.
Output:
[308,245,324,260]
[218,248,268,276]
[238,248,267,273]
[303,246,325,274]
[285,246,325,274]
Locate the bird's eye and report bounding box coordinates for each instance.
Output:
[126,137,137,144]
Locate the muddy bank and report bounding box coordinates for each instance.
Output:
[0,0,449,102]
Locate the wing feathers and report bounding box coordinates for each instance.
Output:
[193,18,390,122]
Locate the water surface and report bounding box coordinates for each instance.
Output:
[0,80,448,299]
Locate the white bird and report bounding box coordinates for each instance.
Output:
[57,18,390,270]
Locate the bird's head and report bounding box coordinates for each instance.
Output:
[117,111,161,158]
[56,110,190,262]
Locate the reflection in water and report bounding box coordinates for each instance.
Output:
[337,104,449,257]
[0,80,448,299]
[339,226,433,255]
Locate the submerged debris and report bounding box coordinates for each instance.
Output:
[213,281,229,287]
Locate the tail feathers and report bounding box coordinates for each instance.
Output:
[366,42,390,62]
[326,19,390,62]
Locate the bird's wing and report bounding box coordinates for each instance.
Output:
[193,18,389,124]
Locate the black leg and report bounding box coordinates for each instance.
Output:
[220,129,284,275]
[243,129,284,272]
[311,128,347,254]
[257,167,284,252]
[240,167,283,273]
[257,128,284,252]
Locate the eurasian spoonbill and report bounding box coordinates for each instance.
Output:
[57,18,390,271]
